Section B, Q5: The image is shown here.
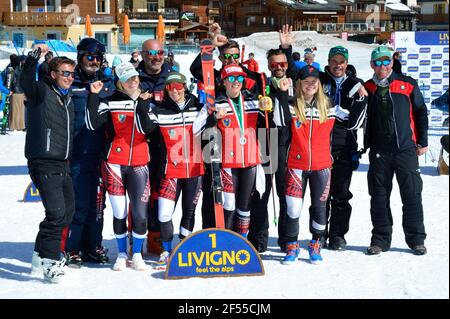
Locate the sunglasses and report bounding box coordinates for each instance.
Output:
[167,82,185,91]
[223,53,240,60]
[373,59,392,67]
[86,54,103,62]
[270,61,288,69]
[56,70,75,78]
[145,49,164,56]
[226,75,245,83]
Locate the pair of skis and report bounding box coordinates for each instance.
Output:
[1,67,14,135]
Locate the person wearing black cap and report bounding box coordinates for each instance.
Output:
[63,37,115,267]
[277,65,336,265]
[279,25,368,252]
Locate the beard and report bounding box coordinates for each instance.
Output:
[83,64,100,75]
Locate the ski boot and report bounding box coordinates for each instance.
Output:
[131,253,149,271]
[42,257,66,284]
[281,241,300,265]
[308,240,323,264]
[65,251,83,268]
[112,253,128,271]
[83,246,109,264]
[152,251,170,270]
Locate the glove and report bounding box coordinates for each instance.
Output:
[258,95,273,112]
[351,149,364,171]
[28,47,41,61]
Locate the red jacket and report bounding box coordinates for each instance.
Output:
[284,102,336,171]
[242,59,259,73]
[136,93,205,179]
[213,93,263,169]
[86,91,150,166]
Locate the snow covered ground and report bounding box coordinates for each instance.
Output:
[0,32,448,299]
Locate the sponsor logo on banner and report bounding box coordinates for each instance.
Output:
[431,79,443,84]
[420,60,431,66]
[431,115,443,122]
[444,72,449,78]
[415,31,449,45]
[432,54,443,59]
[444,47,449,53]
[424,97,431,103]
[408,54,419,59]
[401,60,407,65]
[419,73,431,78]
[432,91,443,97]
[420,84,431,91]
[420,47,431,53]
[408,66,419,72]
[431,66,443,72]
[444,60,449,66]
[397,47,407,53]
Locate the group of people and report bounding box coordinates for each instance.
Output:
[22,23,429,284]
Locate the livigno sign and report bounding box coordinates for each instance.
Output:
[23,181,41,202]
[165,229,264,279]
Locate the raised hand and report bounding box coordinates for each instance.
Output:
[278,78,290,92]
[139,91,153,100]
[212,34,228,48]
[279,24,294,49]
[209,23,222,38]
[90,81,104,94]
[215,107,227,120]
[33,44,49,58]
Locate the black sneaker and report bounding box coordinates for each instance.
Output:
[65,252,83,268]
[328,236,347,251]
[412,245,427,256]
[82,246,109,264]
[366,245,384,255]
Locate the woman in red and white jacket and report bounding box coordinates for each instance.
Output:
[278,65,335,265]
[136,71,206,267]
[86,62,153,272]
[199,64,269,236]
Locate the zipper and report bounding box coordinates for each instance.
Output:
[129,101,137,166]
[388,90,401,150]
[46,128,51,152]
[308,106,313,171]
[182,112,190,178]
[64,97,71,160]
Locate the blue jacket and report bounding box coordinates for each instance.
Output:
[70,67,115,159]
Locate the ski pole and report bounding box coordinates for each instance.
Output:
[260,73,278,226]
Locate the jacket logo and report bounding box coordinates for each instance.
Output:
[168,129,176,137]
[118,114,127,123]
[400,85,405,90]
[295,119,302,128]
[223,119,231,128]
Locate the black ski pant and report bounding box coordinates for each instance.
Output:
[201,166,216,229]
[65,156,105,255]
[29,160,75,261]
[367,147,426,250]
[325,147,354,240]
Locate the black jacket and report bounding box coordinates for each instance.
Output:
[364,72,428,151]
[21,55,74,161]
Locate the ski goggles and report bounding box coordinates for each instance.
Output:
[86,54,103,62]
[166,82,185,91]
[225,75,245,83]
[270,61,288,69]
[373,59,392,67]
[56,70,76,78]
[145,49,165,57]
[223,53,240,60]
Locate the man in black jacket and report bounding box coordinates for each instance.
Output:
[21,44,76,283]
[364,46,428,256]
[279,25,368,251]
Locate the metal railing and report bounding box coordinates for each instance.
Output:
[2,12,71,26]
[317,23,372,33]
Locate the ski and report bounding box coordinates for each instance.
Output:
[1,67,14,135]
[200,39,225,229]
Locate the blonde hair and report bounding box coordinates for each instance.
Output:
[293,78,330,124]
[116,77,141,96]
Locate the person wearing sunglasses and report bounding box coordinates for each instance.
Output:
[21,45,77,283]
[279,24,369,252]
[363,46,429,256]
[135,72,207,269]
[189,23,265,232]
[196,64,270,237]
[62,37,114,269]
[137,40,175,257]
[86,62,156,272]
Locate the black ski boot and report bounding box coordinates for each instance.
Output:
[83,246,109,264]
[65,252,83,269]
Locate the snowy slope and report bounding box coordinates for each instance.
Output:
[0,32,448,299]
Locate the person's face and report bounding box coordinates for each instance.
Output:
[81,53,102,74]
[132,52,139,60]
[167,82,186,104]
[122,75,140,93]
[220,47,240,66]
[51,64,75,90]
[371,57,393,80]
[304,54,314,65]
[328,55,348,78]
[141,41,164,72]
[268,54,288,79]
[224,74,244,98]
[301,77,319,97]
